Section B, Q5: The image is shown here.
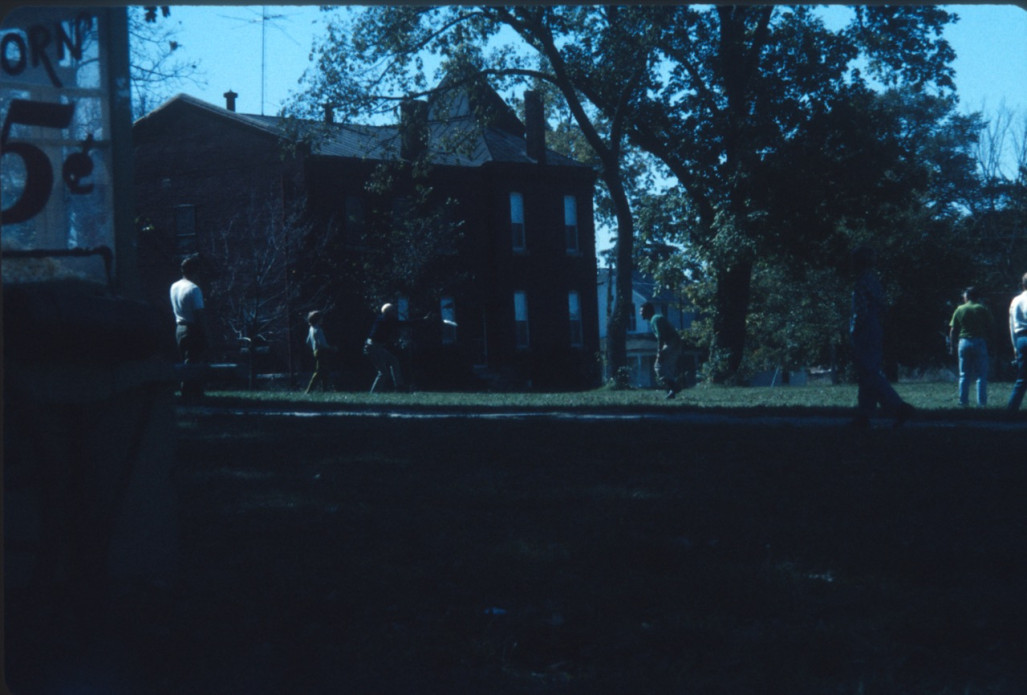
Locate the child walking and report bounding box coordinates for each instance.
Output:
[304,310,337,394]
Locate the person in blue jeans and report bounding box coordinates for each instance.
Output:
[1006,272,1027,413]
[948,286,992,407]
[849,246,915,428]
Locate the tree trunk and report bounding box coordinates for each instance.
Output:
[711,257,753,382]
[604,169,635,387]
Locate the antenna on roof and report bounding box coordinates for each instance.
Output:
[220,6,300,115]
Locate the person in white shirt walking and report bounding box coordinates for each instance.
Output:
[1006,272,1027,413]
[169,255,208,402]
[304,310,337,394]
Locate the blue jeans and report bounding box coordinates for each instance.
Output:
[957,337,989,405]
[1008,335,1027,411]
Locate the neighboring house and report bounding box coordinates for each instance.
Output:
[596,267,699,388]
[133,80,601,389]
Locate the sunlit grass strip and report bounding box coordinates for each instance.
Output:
[203,380,1016,414]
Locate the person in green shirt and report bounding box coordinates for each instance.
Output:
[948,286,993,406]
[640,302,683,399]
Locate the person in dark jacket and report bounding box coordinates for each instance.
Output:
[849,246,915,428]
[364,303,408,392]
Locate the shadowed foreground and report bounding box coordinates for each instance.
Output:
[7,409,1027,694]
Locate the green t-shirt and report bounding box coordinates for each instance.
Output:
[949,301,992,340]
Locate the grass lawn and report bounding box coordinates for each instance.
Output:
[207,379,1021,420]
[7,382,1026,694]
[164,384,1027,693]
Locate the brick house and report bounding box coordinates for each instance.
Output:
[133,81,600,390]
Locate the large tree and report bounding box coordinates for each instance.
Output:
[610,5,959,379]
[964,106,1027,298]
[295,5,965,381]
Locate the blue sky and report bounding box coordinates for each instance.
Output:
[167,4,1026,119]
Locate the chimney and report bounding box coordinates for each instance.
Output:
[324,103,334,124]
[399,99,429,161]
[223,90,238,112]
[524,90,545,164]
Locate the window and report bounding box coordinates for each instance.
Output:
[568,291,583,347]
[564,195,579,253]
[441,296,457,344]
[514,291,530,349]
[174,204,197,256]
[509,192,525,251]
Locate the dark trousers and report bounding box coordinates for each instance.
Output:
[851,328,902,417]
[366,343,405,392]
[176,324,206,400]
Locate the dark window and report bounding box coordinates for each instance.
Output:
[564,195,579,253]
[514,291,530,349]
[174,204,197,256]
[568,290,583,347]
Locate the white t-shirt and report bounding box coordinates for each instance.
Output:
[307,325,329,351]
[1010,290,1027,346]
[170,277,204,324]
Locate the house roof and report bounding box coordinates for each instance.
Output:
[135,90,590,171]
[597,267,686,305]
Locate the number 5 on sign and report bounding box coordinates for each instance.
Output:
[1,99,76,225]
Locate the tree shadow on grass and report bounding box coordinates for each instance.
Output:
[8,413,1026,694]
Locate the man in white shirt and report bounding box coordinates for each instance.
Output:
[169,255,208,401]
[1007,272,1027,413]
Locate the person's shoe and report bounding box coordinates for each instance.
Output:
[666,389,677,400]
[893,402,915,428]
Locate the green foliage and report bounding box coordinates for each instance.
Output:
[741,263,849,375]
[611,6,962,378]
[291,5,1021,381]
[958,109,1027,297]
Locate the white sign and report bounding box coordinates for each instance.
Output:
[1,7,117,282]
